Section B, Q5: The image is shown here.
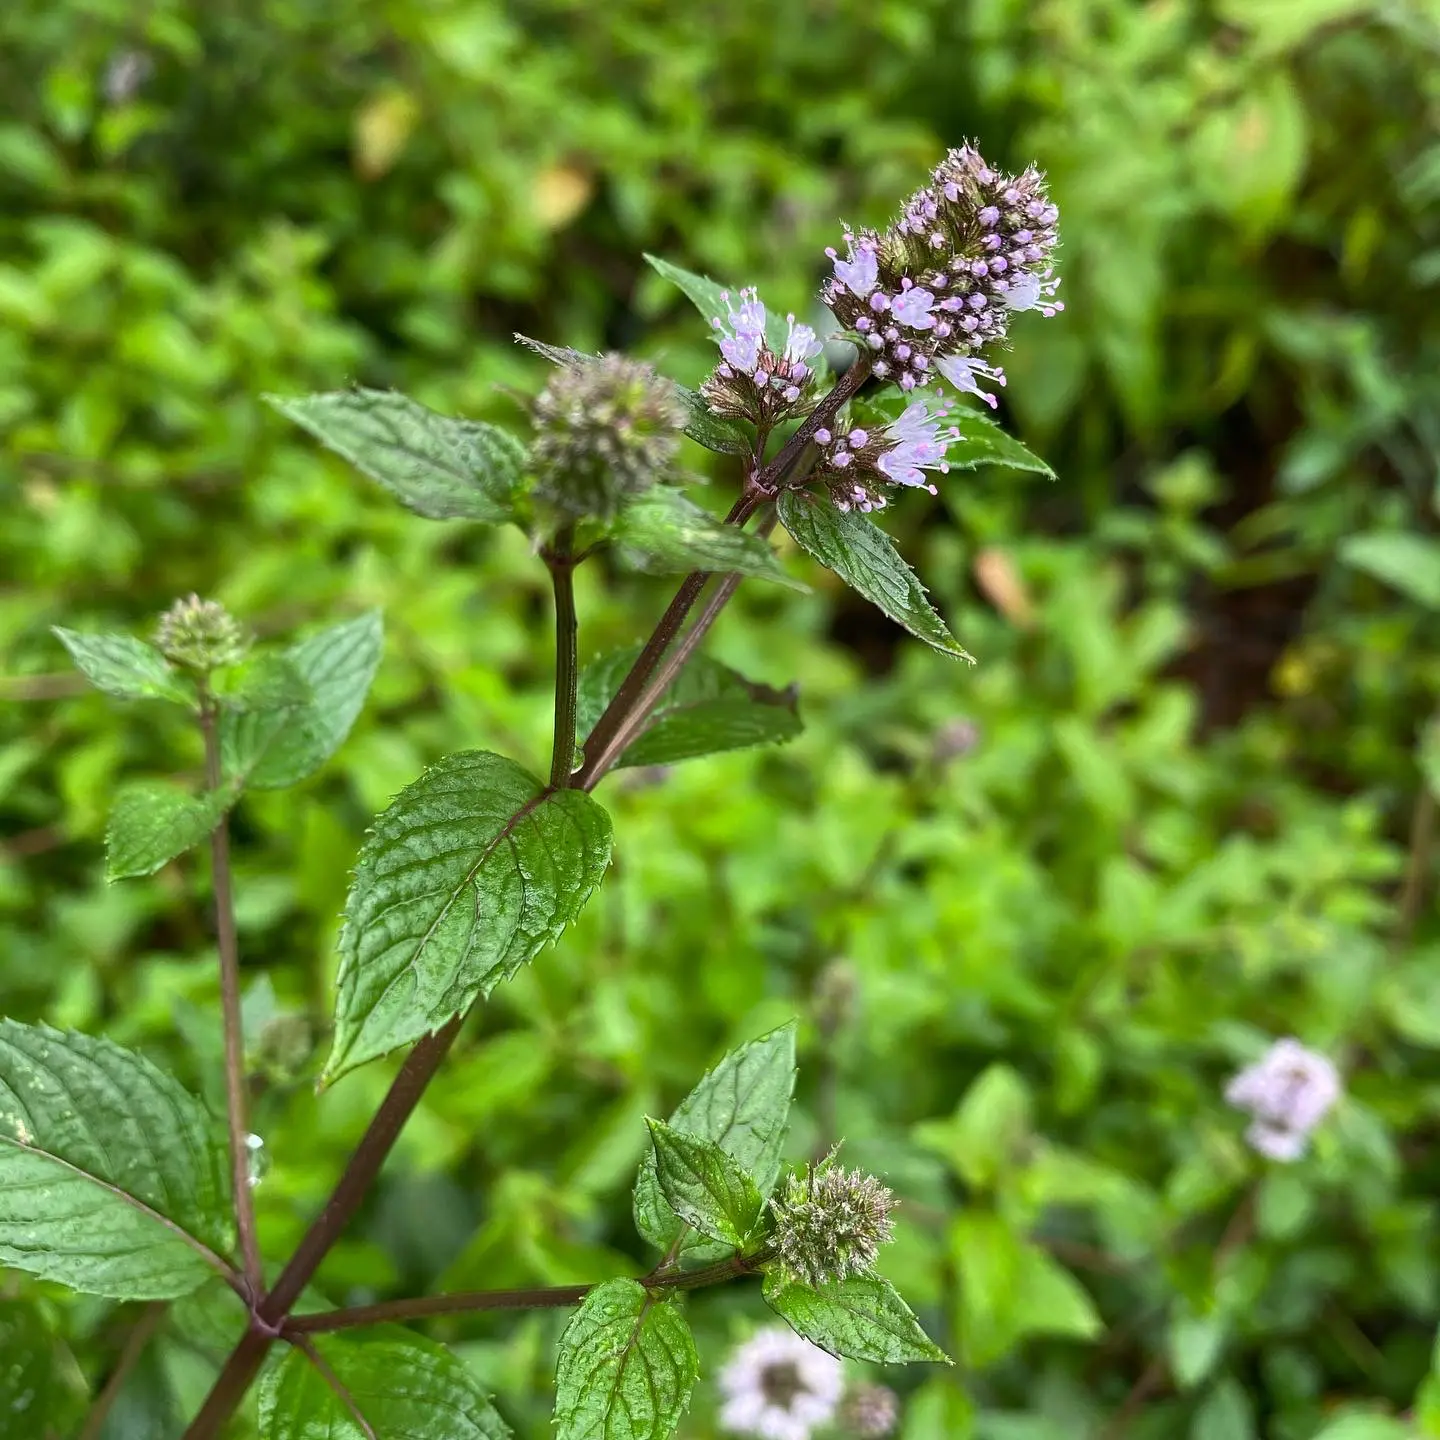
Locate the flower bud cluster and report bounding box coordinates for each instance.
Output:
[768,1151,897,1288]
[840,1383,900,1438]
[822,144,1061,405]
[531,353,687,520]
[701,289,823,427]
[812,395,960,514]
[155,595,249,672]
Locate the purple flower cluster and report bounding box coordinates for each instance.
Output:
[822,144,1061,404]
[813,395,960,513]
[1225,1038,1341,1162]
[701,288,823,427]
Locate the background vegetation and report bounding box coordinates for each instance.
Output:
[4,0,1440,1435]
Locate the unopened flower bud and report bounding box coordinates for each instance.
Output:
[840,1383,900,1437]
[530,354,686,520]
[155,595,249,672]
[769,1150,897,1288]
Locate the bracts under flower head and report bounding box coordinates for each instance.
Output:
[701,288,823,427]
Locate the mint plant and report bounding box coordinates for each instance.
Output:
[13,143,1059,1440]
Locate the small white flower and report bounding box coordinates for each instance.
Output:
[875,398,959,492]
[783,316,822,378]
[1003,267,1064,317]
[718,1326,844,1440]
[712,288,768,373]
[1225,1038,1340,1162]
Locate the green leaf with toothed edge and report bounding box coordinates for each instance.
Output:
[0,1021,233,1300]
[554,1279,698,1440]
[646,1119,766,1246]
[258,1330,511,1439]
[852,393,1054,478]
[633,1024,796,1265]
[643,253,791,354]
[326,750,613,1083]
[106,780,238,880]
[762,1271,951,1365]
[777,490,973,660]
[266,387,524,523]
[51,627,194,706]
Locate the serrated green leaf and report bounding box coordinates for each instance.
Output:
[222,611,382,790]
[673,384,752,455]
[327,751,612,1081]
[777,491,972,659]
[944,411,1055,477]
[0,1021,233,1299]
[51,628,194,705]
[554,1279,698,1440]
[1340,531,1440,610]
[575,646,801,770]
[612,489,804,590]
[633,1024,795,1264]
[266,388,524,523]
[106,781,236,880]
[646,1119,765,1246]
[761,1271,950,1364]
[258,1330,510,1439]
[643,253,789,354]
[211,652,313,712]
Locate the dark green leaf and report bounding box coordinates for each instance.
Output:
[643,253,790,354]
[0,1021,233,1299]
[1340,532,1440,610]
[674,384,752,455]
[211,653,313,712]
[51,628,194,706]
[777,491,972,659]
[761,1271,950,1364]
[554,1279,698,1440]
[633,1024,795,1263]
[575,646,800,769]
[222,611,382,790]
[106,781,236,880]
[612,489,804,590]
[326,750,613,1081]
[266,388,524,523]
[0,1298,85,1438]
[944,410,1055,477]
[646,1119,765,1246]
[258,1330,510,1439]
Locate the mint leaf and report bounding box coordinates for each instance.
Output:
[259,1330,510,1439]
[576,647,800,769]
[673,384,752,455]
[1340,532,1440,610]
[106,781,236,880]
[554,1279,698,1440]
[777,491,972,660]
[944,410,1055,478]
[613,489,804,591]
[646,1119,765,1247]
[633,1024,795,1264]
[51,628,194,706]
[327,750,613,1081]
[211,653,313,712]
[643,253,790,353]
[0,1297,85,1435]
[267,388,524,524]
[0,1021,233,1299]
[222,611,382,790]
[762,1271,950,1364]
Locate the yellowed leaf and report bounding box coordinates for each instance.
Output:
[532,164,594,231]
[353,89,419,181]
[973,547,1035,628]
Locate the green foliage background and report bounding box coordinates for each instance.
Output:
[4,0,1440,1435]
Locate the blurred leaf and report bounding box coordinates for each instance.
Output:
[1339,532,1440,609]
[1309,1417,1414,1440]
[1170,1312,1228,1389]
[646,1119,764,1246]
[52,629,193,706]
[914,1064,1032,1191]
[1192,72,1308,236]
[106,780,235,880]
[0,1021,232,1299]
[266,389,524,523]
[612,489,805,590]
[942,411,1055,478]
[778,492,972,659]
[762,1271,950,1364]
[674,383,752,454]
[643,253,789,353]
[0,1298,84,1437]
[554,1280,697,1440]
[353,88,420,181]
[327,750,613,1081]
[1191,1377,1256,1440]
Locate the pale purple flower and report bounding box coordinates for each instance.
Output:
[1004,267,1065,318]
[718,1326,844,1440]
[875,399,960,492]
[783,316,823,379]
[1225,1038,1340,1162]
[935,353,1007,409]
[712,287,768,374]
[826,234,879,299]
[891,286,937,331]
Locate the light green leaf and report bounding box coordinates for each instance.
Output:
[51,628,194,705]
[612,489,804,590]
[222,611,383,790]
[777,491,972,659]
[106,781,236,880]
[1308,1415,1414,1440]
[646,1119,765,1247]
[1340,532,1440,610]
[327,750,613,1081]
[913,1064,1032,1191]
[1191,1376,1256,1440]
[211,653,313,712]
[258,1330,510,1439]
[761,1271,950,1364]
[633,1024,796,1264]
[944,411,1055,478]
[266,388,524,523]
[575,646,801,770]
[554,1279,698,1440]
[0,1298,85,1435]
[643,253,790,354]
[1169,1312,1228,1389]
[0,1021,233,1299]
[673,384,752,455]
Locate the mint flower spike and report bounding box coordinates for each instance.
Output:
[822,143,1062,400]
[812,392,961,514]
[702,287,822,426]
[767,1148,898,1288]
[1225,1037,1341,1162]
[155,594,250,673]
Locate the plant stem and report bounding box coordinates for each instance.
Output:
[199,697,263,1297]
[1398,781,1436,948]
[545,524,581,788]
[285,1254,758,1335]
[756,357,871,492]
[76,1302,169,1440]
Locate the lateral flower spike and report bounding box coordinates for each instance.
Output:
[768,1147,898,1288]
[155,594,250,672]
